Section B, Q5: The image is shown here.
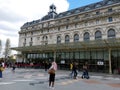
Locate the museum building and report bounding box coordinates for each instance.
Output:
[12,0,120,74]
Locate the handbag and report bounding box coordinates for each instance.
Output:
[48,68,55,74]
[0,67,4,72]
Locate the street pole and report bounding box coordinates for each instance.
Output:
[108,48,112,74]
[54,51,56,62]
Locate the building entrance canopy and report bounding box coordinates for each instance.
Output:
[11,38,120,52]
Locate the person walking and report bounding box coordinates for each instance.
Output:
[69,62,73,78]
[0,63,4,78]
[44,61,48,71]
[12,63,16,73]
[81,62,89,79]
[48,61,57,89]
[72,62,78,79]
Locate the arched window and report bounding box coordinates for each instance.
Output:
[74,34,79,42]
[42,36,48,41]
[31,38,33,41]
[84,7,90,11]
[107,29,116,38]
[59,14,63,18]
[57,36,61,44]
[24,38,26,42]
[65,35,70,43]
[84,32,90,41]
[75,9,80,13]
[66,12,71,15]
[107,0,113,5]
[46,36,48,40]
[95,30,102,40]
[42,36,44,40]
[95,4,101,8]
[66,25,69,29]
[42,35,48,45]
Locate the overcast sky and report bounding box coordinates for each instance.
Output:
[0,0,102,57]
[0,0,69,56]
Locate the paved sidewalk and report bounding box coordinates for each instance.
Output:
[56,69,120,80]
[2,68,120,81]
[0,68,120,90]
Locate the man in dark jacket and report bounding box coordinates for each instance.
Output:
[72,62,78,79]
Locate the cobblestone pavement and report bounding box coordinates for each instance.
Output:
[0,68,120,90]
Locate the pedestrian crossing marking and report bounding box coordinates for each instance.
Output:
[0,82,16,85]
[13,79,35,82]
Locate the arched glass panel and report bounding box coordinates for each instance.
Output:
[84,32,90,41]
[74,34,79,42]
[65,35,70,43]
[57,36,61,44]
[95,30,102,40]
[107,29,116,38]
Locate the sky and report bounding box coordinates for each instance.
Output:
[0,0,102,57]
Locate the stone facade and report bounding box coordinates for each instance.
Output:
[13,0,120,74]
[19,0,120,47]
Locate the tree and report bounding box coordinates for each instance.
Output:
[0,40,2,54]
[4,38,11,59]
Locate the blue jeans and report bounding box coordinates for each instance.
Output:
[0,71,2,78]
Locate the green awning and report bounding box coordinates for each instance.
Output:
[11,38,120,52]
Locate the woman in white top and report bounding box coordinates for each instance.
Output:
[48,61,57,89]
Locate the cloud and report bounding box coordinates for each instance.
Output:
[0,0,69,56]
[0,9,27,23]
[0,0,69,21]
